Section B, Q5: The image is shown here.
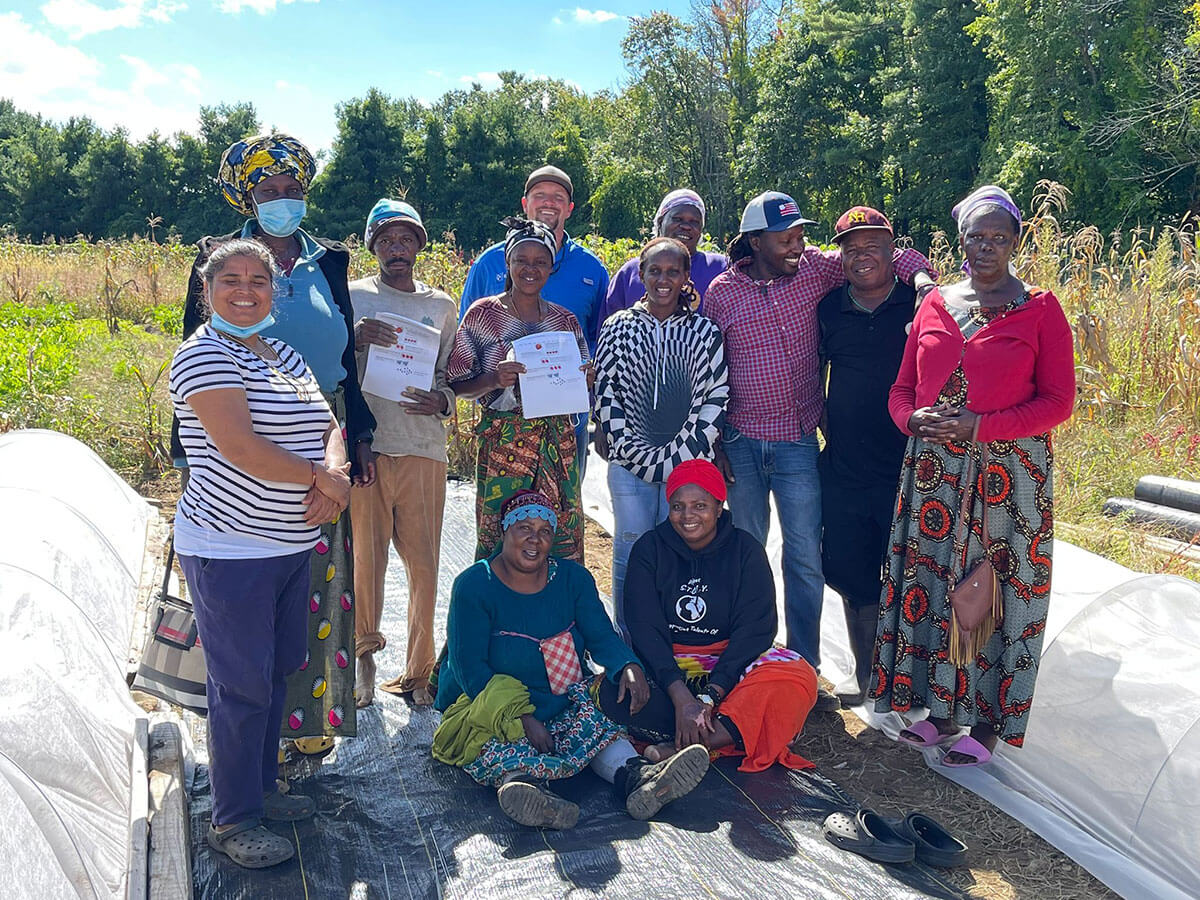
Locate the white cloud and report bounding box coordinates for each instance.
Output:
[216,0,317,14]
[459,71,502,90]
[0,14,201,139]
[41,0,185,39]
[568,7,619,25]
[425,69,443,78]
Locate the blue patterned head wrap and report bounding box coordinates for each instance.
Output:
[501,490,558,532]
[218,133,316,216]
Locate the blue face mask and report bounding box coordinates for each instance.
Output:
[210,311,276,339]
[255,198,306,237]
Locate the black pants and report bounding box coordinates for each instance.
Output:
[595,676,744,748]
[820,479,895,609]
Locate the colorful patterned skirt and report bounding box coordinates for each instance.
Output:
[870,428,1055,748]
[462,681,623,787]
[473,407,582,561]
[281,388,356,739]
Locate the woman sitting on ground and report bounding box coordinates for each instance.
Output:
[596,460,818,771]
[593,236,728,640]
[432,490,709,829]
[870,185,1075,767]
[169,239,352,868]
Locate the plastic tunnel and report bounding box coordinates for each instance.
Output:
[0,430,152,899]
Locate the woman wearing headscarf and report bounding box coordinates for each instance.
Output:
[595,460,819,772]
[173,132,376,752]
[448,218,594,561]
[596,188,728,334]
[433,489,708,829]
[870,186,1075,767]
[169,239,351,867]
[592,237,728,638]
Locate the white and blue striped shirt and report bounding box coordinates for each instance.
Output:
[170,324,331,557]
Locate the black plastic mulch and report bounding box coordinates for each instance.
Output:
[188,482,968,900]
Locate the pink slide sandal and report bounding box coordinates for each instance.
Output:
[941,735,993,767]
[897,720,958,749]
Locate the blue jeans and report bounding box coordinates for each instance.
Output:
[608,462,669,641]
[721,425,825,667]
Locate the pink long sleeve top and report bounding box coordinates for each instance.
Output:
[888,288,1076,443]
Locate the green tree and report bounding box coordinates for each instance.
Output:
[309,89,419,241]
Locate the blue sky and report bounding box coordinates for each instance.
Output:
[0,1,693,153]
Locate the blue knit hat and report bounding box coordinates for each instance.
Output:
[364,198,428,251]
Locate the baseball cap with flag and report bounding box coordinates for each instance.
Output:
[833,205,894,243]
[739,191,816,233]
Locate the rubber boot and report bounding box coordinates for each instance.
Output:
[617,744,709,820]
[837,601,880,707]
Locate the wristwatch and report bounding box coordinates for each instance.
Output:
[697,693,716,708]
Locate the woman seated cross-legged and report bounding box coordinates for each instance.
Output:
[432,490,709,829]
[596,460,819,771]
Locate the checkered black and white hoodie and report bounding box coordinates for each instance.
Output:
[593,299,728,484]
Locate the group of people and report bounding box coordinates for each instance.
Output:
[166,132,1076,869]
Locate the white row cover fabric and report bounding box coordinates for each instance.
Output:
[0,431,152,899]
[583,450,1200,899]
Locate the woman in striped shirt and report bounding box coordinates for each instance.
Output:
[169,239,351,869]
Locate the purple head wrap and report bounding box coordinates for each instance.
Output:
[654,189,706,237]
[951,185,1021,235]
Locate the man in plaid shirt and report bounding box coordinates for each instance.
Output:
[705,192,934,711]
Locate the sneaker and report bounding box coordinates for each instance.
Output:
[497,778,579,829]
[621,743,709,820]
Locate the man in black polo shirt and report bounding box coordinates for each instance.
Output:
[818,206,926,706]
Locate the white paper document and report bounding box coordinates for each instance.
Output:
[511,331,590,419]
[360,312,440,401]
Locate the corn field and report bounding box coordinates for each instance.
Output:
[1,183,1198,576]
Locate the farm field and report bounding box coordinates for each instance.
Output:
[2,187,1190,897]
[3,184,1198,579]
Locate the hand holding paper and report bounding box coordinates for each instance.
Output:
[510,331,590,420]
[360,312,440,402]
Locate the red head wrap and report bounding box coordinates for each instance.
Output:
[666,459,727,503]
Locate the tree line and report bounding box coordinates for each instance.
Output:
[0,0,1195,254]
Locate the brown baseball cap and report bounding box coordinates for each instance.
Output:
[833,206,894,243]
[524,165,573,199]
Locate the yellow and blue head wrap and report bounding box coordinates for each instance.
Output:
[217,133,316,216]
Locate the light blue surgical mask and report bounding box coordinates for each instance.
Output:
[254,198,306,237]
[210,311,276,339]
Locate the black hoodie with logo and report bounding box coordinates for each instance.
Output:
[623,511,777,697]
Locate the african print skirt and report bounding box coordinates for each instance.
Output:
[463,681,622,787]
[869,424,1054,748]
[281,388,356,739]
[473,407,582,561]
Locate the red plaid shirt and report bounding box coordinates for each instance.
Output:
[705,248,931,442]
